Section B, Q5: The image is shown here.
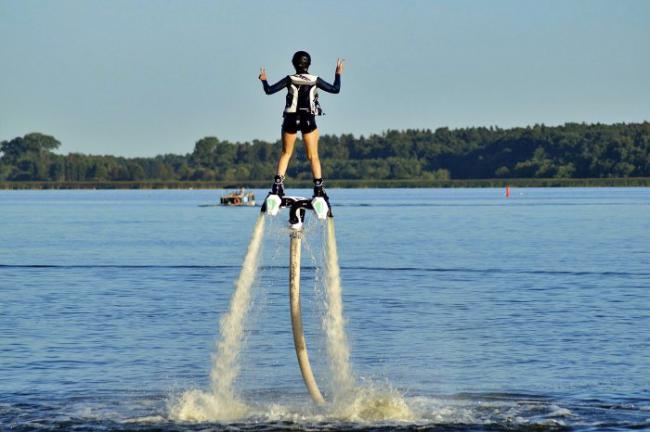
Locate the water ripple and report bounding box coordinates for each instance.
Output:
[2,264,649,278]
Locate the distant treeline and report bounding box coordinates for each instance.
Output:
[1,122,649,186]
[4,177,650,190]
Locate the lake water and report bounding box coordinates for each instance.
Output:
[1,188,649,431]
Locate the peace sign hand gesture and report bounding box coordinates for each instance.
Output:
[259,67,267,81]
[336,58,345,75]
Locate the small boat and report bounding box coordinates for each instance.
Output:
[220,188,256,206]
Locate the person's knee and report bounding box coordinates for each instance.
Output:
[306,151,319,163]
[306,150,320,164]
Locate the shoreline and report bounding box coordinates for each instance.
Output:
[1,177,650,190]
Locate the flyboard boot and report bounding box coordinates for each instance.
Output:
[261,177,332,230]
[311,178,332,219]
[261,175,284,216]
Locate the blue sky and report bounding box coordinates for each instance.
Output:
[1,0,648,157]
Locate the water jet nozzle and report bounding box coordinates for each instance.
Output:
[261,194,332,230]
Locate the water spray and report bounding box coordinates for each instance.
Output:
[173,194,412,421]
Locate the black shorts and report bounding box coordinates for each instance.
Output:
[282,112,318,134]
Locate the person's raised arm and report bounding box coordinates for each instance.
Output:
[259,67,288,94]
[316,58,344,94]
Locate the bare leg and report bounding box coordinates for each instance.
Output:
[302,129,321,179]
[276,131,298,176]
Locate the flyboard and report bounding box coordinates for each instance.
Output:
[261,193,332,404]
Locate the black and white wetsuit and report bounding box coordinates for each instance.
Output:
[262,73,341,134]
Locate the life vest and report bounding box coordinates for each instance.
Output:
[284,74,323,115]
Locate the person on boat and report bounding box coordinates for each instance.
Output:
[259,51,344,200]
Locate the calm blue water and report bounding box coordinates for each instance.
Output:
[1,188,649,431]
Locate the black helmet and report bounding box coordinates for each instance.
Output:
[292,51,311,73]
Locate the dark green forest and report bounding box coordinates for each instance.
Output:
[1,122,649,187]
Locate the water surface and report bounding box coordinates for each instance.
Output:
[1,188,649,430]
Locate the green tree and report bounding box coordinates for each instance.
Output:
[1,133,61,180]
[191,137,219,168]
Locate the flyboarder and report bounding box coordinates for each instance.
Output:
[259,51,345,201]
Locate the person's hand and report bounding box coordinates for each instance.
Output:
[335,58,345,75]
[259,67,267,81]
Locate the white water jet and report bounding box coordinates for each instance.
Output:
[323,218,355,397]
[322,218,413,421]
[170,215,266,421]
[209,215,265,397]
